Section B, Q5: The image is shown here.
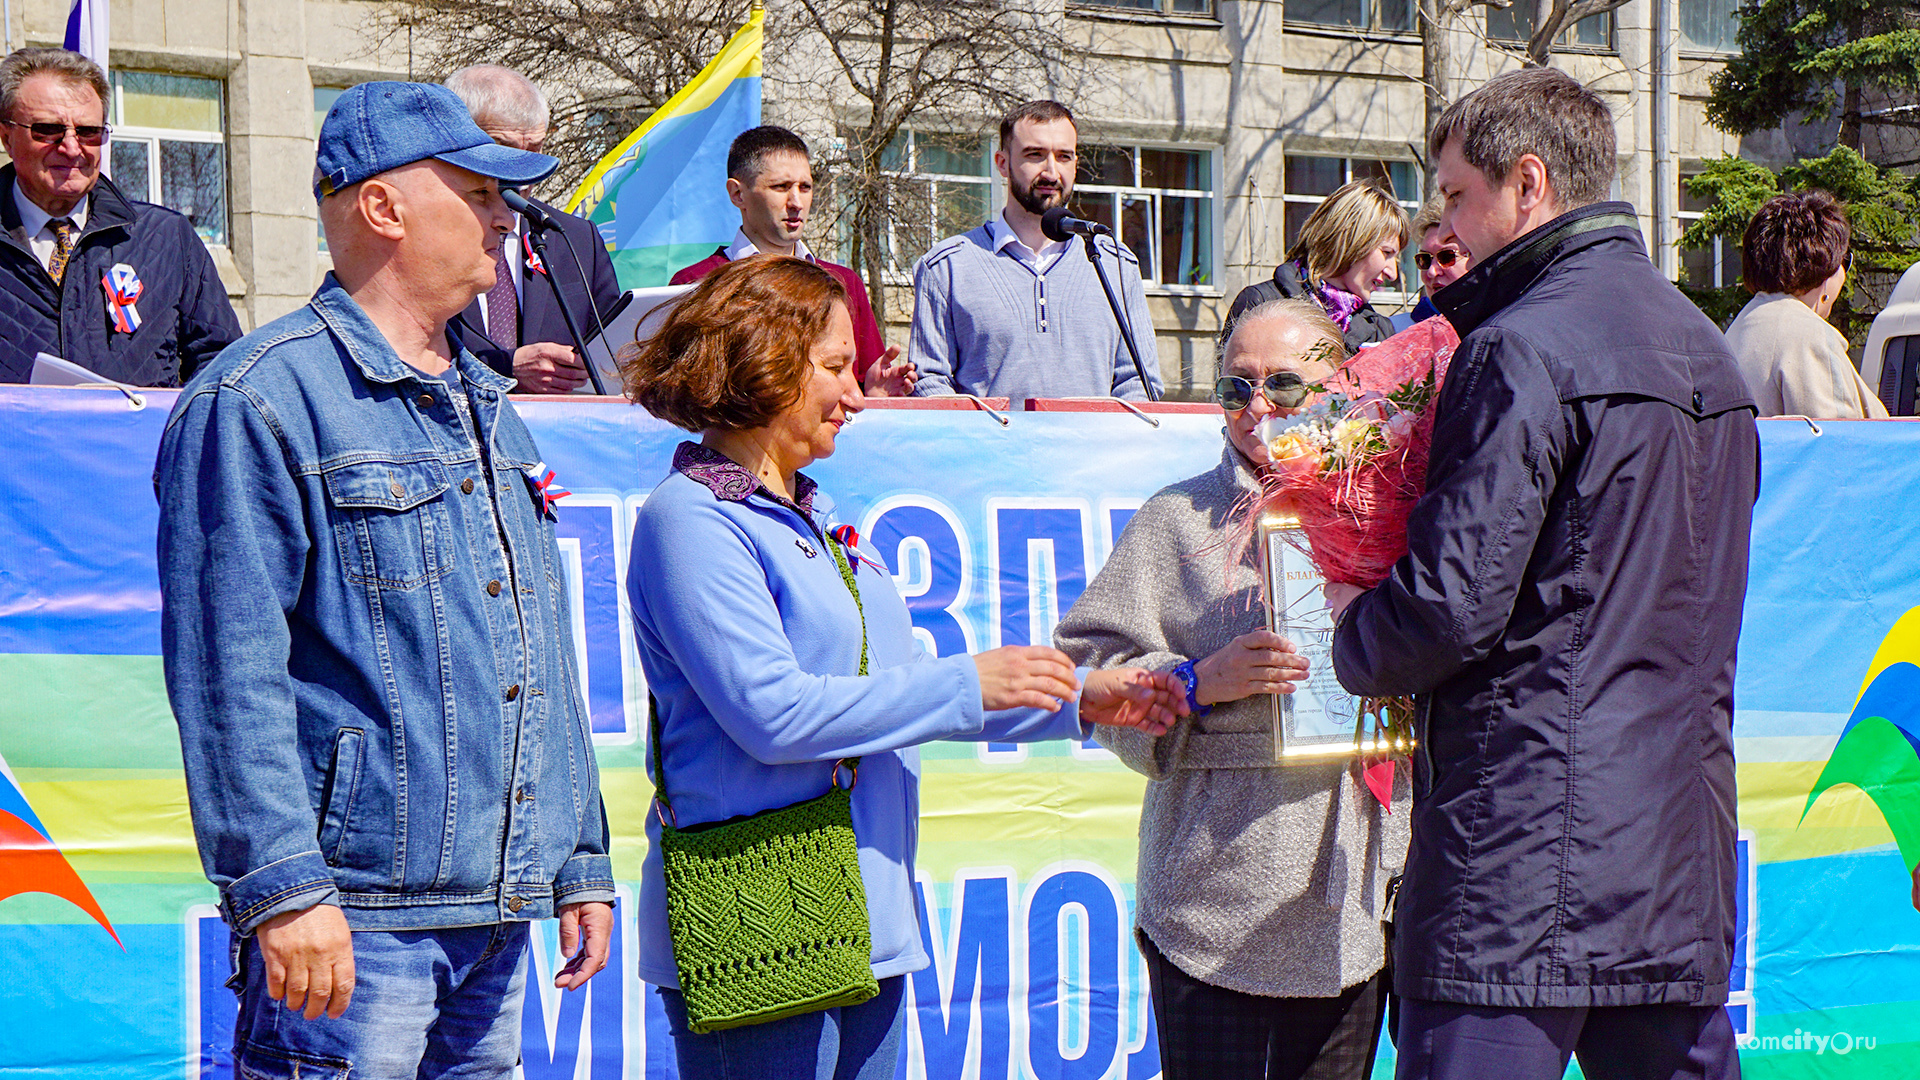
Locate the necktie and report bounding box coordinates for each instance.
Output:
[46,218,75,284]
[485,244,518,351]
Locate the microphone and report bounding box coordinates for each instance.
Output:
[1041,206,1112,243]
[501,187,559,233]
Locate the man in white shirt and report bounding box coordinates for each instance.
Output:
[0,47,240,385]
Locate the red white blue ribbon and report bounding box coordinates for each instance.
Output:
[830,524,889,574]
[522,235,547,276]
[102,263,142,334]
[525,461,569,517]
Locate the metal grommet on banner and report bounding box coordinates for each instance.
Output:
[956,394,1011,427]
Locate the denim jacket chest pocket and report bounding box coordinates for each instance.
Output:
[322,458,456,591]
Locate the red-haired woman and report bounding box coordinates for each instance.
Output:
[619,254,1186,1080]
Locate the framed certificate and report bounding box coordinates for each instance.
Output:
[1260,515,1410,760]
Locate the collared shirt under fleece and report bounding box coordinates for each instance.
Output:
[626,443,1092,988]
[908,215,1162,401]
[155,274,615,936]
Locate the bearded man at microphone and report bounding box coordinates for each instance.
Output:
[909,100,1162,401]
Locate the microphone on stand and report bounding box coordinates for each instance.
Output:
[501,187,560,233]
[1040,207,1158,401]
[1040,207,1112,241]
[498,186,609,395]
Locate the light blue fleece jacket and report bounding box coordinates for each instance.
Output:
[909,221,1163,400]
[626,459,1089,988]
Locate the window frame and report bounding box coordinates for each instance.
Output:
[1281,0,1417,36]
[866,128,997,285]
[1279,152,1423,310]
[1070,141,1222,295]
[106,71,229,246]
[1071,0,1218,22]
[1485,6,1617,54]
[1678,0,1742,55]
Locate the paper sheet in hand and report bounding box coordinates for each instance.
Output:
[577,286,693,395]
[29,352,147,408]
[30,353,114,386]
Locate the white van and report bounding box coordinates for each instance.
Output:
[1861,262,1920,415]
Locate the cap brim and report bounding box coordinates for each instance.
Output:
[434,142,560,187]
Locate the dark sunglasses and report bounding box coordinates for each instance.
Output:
[3,119,109,146]
[1414,248,1464,272]
[1214,371,1312,412]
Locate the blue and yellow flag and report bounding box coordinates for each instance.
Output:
[566,5,763,288]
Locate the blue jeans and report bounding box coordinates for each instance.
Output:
[232,923,530,1080]
[659,976,907,1080]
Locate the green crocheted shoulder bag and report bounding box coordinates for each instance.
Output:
[650,532,879,1034]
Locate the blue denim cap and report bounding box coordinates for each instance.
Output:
[314,81,558,198]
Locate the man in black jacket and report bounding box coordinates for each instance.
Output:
[1327,68,1756,1079]
[0,48,240,386]
[444,65,623,393]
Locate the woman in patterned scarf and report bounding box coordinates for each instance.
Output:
[1225,177,1411,353]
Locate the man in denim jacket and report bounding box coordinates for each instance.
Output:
[154,82,615,1077]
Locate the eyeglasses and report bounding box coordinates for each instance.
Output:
[2,119,109,146]
[1414,248,1464,272]
[1214,371,1312,412]
[1843,249,1855,273]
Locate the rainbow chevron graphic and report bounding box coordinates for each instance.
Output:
[0,749,119,945]
[1803,605,1920,874]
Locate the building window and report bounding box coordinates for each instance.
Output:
[1281,154,1421,292]
[1679,174,1742,289]
[1070,145,1216,289]
[1077,0,1214,17]
[1681,0,1741,53]
[107,72,226,244]
[1488,6,1612,49]
[1283,0,1414,33]
[865,129,994,275]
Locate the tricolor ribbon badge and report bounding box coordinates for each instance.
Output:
[525,461,569,518]
[829,524,889,574]
[102,263,142,334]
[522,235,547,276]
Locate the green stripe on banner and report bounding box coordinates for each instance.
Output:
[610,243,727,290]
[0,655,178,771]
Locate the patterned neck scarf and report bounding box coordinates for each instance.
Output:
[673,441,817,515]
[1295,258,1365,331]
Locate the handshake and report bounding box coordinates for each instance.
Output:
[971,645,1192,735]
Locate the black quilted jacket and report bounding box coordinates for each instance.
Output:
[0,166,241,387]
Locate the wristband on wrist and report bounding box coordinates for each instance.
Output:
[1171,658,1212,717]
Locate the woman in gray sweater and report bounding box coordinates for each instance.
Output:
[1055,298,1410,1080]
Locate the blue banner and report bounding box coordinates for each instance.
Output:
[2,387,1918,1076]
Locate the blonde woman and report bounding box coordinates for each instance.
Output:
[1229,177,1411,351]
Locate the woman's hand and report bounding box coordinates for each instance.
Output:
[974,646,1082,712]
[1082,668,1188,735]
[1193,630,1310,705]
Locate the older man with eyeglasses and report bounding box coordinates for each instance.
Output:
[0,47,240,386]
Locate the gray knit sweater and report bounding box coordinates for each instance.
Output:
[1055,442,1411,998]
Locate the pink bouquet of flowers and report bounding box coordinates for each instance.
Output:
[1252,316,1461,757]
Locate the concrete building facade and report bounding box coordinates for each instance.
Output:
[0,0,1748,393]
